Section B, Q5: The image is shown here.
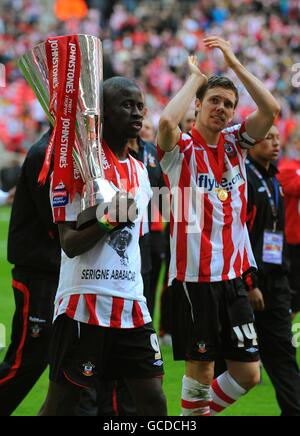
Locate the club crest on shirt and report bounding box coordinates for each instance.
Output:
[196,342,207,354]
[224,142,237,158]
[31,324,41,338]
[82,362,95,377]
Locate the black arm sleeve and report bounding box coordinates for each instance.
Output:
[25,135,55,231]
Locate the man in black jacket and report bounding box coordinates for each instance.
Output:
[245,125,300,416]
[0,130,61,416]
[0,131,97,416]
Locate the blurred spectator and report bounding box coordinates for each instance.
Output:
[0,159,21,191]
[180,108,196,133]
[0,188,14,206]
[278,127,300,316]
[140,118,155,142]
[0,0,299,155]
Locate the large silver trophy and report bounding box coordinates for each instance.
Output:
[18,34,117,228]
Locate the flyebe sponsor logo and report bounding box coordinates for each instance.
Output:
[197,171,244,192]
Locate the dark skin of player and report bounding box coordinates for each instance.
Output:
[39,83,167,416]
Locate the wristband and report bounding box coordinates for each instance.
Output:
[98,213,119,232]
[244,273,255,292]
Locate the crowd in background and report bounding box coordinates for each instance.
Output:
[0,0,300,158]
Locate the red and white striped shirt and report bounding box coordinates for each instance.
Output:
[54,294,150,329]
[51,157,152,328]
[158,123,257,284]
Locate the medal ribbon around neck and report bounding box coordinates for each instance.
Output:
[191,127,226,184]
[101,141,139,194]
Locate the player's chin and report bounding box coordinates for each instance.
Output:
[127,127,141,138]
[210,122,226,133]
[209,117,226,130]
[271,153,279,161]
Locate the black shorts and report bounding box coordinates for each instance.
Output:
[171,278,259,363]
[49,315,164,388]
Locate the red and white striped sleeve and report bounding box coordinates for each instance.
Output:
[157,133,193,175]
[224,122,257,150]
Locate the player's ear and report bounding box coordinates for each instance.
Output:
[195,98,202,113]
[227,109,235,124]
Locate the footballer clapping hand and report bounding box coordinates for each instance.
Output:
[204,36,241,70]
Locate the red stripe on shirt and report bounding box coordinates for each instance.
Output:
[65,294,80,319]
[242,245,251,272]
[110,297,124,328]
[199,194,213,280]
[85,294,99,325]
[222,194,234,280]
[239,184,247,226]
[176,152,192,281]
[233,250,242,277]
[132,301,145,327]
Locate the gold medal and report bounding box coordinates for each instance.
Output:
[216,188,229,202]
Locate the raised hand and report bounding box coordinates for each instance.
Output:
[188,55,208,83]
[204,36,241,69]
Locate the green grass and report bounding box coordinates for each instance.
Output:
[0,205,299,416]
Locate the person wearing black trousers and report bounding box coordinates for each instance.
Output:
[0,130,96,416]
[244,125,300,416]
[0,130,60,416]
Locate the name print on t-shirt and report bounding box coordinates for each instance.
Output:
[81,268,136,282]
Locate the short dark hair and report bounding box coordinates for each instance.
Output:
[196,76,239,108]
[103,76,140,101]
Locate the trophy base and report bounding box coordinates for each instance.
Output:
[77,178,118,229]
